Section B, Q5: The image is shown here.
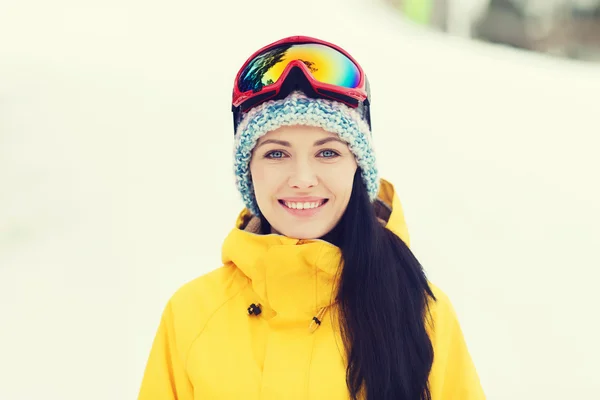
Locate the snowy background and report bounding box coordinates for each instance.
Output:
[1,0,599,399]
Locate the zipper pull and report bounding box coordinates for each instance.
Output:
[308,307,327,333]
[247,303,262,316]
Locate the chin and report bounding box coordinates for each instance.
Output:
[276,223,332,240]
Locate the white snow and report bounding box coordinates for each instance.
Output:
[1,0,599,399]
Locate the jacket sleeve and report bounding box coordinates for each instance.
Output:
[138,301,194,400]
[428,288,486,400]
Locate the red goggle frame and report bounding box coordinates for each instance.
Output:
[231,36,371,132]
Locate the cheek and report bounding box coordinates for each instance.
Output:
[249,162,266,196]
[250,161,284,199]
[321,162,356,198]
[249,160,265,183]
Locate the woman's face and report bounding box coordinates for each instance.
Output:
[249,125,358,239]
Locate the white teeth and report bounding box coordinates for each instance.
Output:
[284,200,324,210]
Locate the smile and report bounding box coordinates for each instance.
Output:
[277,198,329,217]
[279,199,328,210]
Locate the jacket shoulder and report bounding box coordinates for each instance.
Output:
[426,282,486,398]
[138,265,249,398]
[427,282,457,323]
[424,281,464,343]
[160,264,248,355]
[169,264,247,313]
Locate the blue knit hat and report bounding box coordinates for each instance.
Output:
[234,91,379,216]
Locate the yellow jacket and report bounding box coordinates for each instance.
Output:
[138,179,485,399]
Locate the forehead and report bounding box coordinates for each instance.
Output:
[257,125,338,143]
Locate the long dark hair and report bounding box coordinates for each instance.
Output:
[260,170,436,399]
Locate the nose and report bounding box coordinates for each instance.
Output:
[287,158,318,189]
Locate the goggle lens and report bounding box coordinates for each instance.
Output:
[237,43,361,93]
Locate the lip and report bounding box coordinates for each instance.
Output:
[278,197,327,202]
[278,198,329,217]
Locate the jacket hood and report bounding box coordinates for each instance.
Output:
[221,178,410,322]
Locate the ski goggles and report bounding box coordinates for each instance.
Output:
[232,36,370,116]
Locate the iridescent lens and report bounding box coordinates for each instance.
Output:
[238,43,361,93]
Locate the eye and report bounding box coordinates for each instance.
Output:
[318,149,340,158]
[265,150,286,159]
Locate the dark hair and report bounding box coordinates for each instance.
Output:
[260,170,436,399]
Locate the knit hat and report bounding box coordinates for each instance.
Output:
[233,91,379,216]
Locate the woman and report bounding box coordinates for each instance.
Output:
[138,35,485,400]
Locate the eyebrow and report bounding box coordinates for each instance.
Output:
[313,137,346,146]
[256,139,291,149]
[256,137,346,149]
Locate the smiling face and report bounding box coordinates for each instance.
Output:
[249,125,358,239]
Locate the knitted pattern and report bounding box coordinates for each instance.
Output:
[234,91,379,216]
